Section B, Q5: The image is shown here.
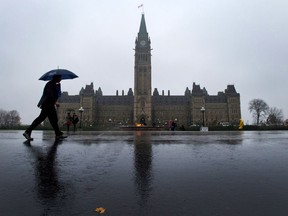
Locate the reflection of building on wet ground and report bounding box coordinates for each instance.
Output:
[2,131,288,215]
[57,14,241,128]
[134,131,153,206]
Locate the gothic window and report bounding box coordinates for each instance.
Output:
[141,97,145,107]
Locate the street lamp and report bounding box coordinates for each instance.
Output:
[79,107,84,128]
[200,107,205,127]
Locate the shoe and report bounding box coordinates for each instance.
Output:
[55,134,67,140]
[23,132,33,141]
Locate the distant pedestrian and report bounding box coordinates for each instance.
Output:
[23,75,67,141]
[171,121,177,131]
[65,112,72,132]
[72,113,79,131]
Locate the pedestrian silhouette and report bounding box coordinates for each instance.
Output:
[23,75,67,140]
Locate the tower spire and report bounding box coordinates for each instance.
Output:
[138,14,148,38]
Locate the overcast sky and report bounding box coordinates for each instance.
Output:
[1,0,288,125]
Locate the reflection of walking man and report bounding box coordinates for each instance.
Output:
[24,141,65,205]
[23,75,67,140]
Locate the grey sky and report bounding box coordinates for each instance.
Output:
[1,0,288,124]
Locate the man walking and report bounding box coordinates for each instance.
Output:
[72,113,79,131]
[23,75,67,140]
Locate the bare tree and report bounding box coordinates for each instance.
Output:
[248,99,269,125]
[266,107,284,125]
[0,109,21,126]
[0,109,8,126]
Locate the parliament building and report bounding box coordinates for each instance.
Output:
[57,14,241,129]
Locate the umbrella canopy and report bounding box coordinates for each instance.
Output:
[39,69,78,81]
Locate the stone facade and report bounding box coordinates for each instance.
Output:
[57,14,241,128]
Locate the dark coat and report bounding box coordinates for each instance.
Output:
[37,80,61,109]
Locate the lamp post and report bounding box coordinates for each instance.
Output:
[108,118,113,129]
[79,107,84,128]
[200,107,205,127]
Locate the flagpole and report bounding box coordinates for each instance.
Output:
[138,4,144,14]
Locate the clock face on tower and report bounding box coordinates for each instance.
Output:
[140,40,146,46]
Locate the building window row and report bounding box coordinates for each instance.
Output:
[138,54,148,62]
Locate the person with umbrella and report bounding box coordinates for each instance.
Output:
[23,72,72,140]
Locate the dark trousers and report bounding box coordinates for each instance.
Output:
[73,124,76,132]
[26,106,61,136]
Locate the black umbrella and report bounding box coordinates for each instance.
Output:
[39,69,78,81]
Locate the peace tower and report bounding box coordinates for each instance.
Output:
[134,14,152,125]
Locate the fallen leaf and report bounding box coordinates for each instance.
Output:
[95,207,106,214]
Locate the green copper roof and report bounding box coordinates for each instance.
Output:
[138,14,148,38]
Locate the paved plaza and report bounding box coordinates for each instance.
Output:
[1,130,288,216]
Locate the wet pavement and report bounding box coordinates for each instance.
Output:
[1,130,288,216]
